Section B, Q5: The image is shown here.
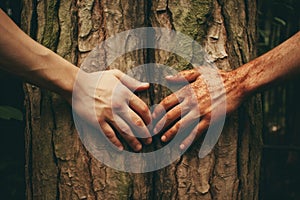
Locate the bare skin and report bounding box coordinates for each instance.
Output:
[1,8,299,152]
[0,9,151,151]
[153,31,300,150]
[73,70,152,151]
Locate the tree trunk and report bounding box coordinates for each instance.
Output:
[22,0,262,199]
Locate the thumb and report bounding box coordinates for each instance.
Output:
[113,69,149,91]
[166,68,200,83]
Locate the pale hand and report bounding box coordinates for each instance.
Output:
[72,69,152,152]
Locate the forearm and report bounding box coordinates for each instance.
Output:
[0,9,78,102]
[238,31,300,97]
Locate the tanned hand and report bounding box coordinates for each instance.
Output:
[153,31,300,150]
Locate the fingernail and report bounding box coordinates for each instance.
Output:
[165,75,173,79]
[118,146,124,151]
[161,135,166,142]
[141,82,149,87]
[146,138,152,144]
[180,144,185,150]
[136,144,142,151]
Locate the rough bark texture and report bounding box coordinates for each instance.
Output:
[22,0,262,199]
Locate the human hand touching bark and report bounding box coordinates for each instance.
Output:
[0,9,154,152]
[151,32,300,151]
[1,6,298,154]
[72,69,152,152]
[152,67,247,150]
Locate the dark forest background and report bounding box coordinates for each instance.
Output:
[0,0,299,199]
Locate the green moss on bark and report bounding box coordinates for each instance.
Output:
[41,0,60,51]
[169,0,213,41]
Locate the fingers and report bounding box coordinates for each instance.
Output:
[152,93,180,119]
[160,111,198,142]
[99,121,124,151]
[166,68,200,83]
[129,94,152,125]
[113,69,149,92]
[180,119,209,150]
[121,106,152,144]
[108,116,143,152]
[153,105,182,135]
[110,70,152,146]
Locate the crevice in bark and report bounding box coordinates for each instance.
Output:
[144,0,155,107]
[40,0,60,51]
[128,177,134,200]
[87,155,98,199]
[104,167,109,199]
[71,0,79,66]
[49,96,60,199]
[98,0,107,69]
[144,1,157,200]
[216,0,239,69]
[56,0,61,53]
[30,0,38,39]
[174,155,184,199]
[244,0,250,30]
[23,0,261,199]
[118,0,125,32]
[52,139,60,200]
[237,107,245,199]
[208,148,217,199]
[24,2,38,198]
[24,86,34,200]
[165,0,175,31]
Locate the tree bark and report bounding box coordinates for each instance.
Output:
[22,0,262,199]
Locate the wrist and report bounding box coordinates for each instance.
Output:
[40,51,79,104]
[217,69,248,114]
[58,64,79,104]
[233,62,257,98]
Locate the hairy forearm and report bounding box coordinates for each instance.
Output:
[237,31,300,97]
[0,9,78,102]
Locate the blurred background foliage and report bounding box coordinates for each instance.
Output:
[0,0,299,199]
[0,0,24,200]
[258,0,300,200]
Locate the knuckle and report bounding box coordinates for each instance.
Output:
[170,127,178,135]
[175,122,181,130]
[185,138,193,146]
[105,131,115,140]
[112,102,123,110]
[154,106,163,115]
[140,104,149,113]
[162,97,170,106]
[166,128,176,138]
[110,137,119,145]
[134,119,144,127]
[177,95,185,102]
[185,98,197,107]
[166,113,173,121]
[164,95,171,102]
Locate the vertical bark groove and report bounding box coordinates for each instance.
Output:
[87,156,97,199]
[22,0,262,199]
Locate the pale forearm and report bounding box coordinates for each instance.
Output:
[0,9,78,102]
[236,31,300,97]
